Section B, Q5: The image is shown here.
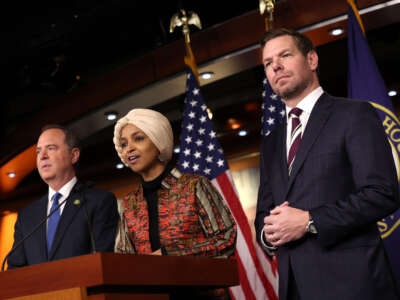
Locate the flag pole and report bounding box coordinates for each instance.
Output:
[169,9,202,81]
[170,6,280,299]
[259,0,276,32]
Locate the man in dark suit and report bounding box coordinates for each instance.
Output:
[255,28,400,300]
[7,125,118,269]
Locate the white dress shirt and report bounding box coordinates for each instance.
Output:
[285,86,324,158]
[47,177,77,216]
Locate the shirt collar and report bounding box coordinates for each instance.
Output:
[285,86,324,119]
[48,177,78,202]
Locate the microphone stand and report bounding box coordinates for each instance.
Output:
[1,197,68,272]
[1,182,98,272]
[78,181,96,254]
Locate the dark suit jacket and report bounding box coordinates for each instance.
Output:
[255,93,400,300]
[7,181,118,269]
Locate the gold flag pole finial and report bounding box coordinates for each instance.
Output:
[259,0,276,32]
[170,9,202,81]
[169,9,202,45]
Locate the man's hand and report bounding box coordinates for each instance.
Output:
[263,202,309,247]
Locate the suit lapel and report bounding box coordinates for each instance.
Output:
[285,94,333,198]
[48,182,83,259]
[279,120,289,184]
[37,195,49,261]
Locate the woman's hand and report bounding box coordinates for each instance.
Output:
[150,249,162,255]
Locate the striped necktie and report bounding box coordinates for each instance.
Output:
[47,192,62,253]
[288,107,303,174]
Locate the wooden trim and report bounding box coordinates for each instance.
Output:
[8,287,88,300]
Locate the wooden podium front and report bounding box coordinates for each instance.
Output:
[0,253,239,300]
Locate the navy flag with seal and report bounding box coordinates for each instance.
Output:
[347,0,400,286]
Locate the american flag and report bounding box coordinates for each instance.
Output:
[261,77,285,136]
[178,66,278,300]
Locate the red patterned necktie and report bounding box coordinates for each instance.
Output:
[288,107,303,174]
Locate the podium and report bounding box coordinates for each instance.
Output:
[0,253,239,300]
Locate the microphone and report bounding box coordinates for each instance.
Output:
[73,181,96,254]
[1,181,96,272]
[1,196,69,272]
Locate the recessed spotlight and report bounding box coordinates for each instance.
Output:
[105,111,118,121]
[116,163,124,169]
[8,172,16,178]
[329,28,344,36]
[228,118,241,130]
[200,72,214,80]
[388,90,397,97]
[174,147,180,154]
[206,107,213,120]
[74,14,79,19]
[238,130,248,137]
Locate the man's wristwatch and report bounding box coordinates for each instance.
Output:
[306,215,318,234]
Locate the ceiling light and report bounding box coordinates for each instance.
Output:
[329,28,344,36]
[228,118,241,130]
[238,130,248,136]
[174,147,180,154]
[231,123,240,130]
[206,107,213,120]
[388,90,397,97]
[105,111,118,121]
[200,72,214,80]
[116,163,124,169]
[7,172,16,178]
[244,102,258,111]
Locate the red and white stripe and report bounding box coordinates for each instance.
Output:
[212,170,278,300]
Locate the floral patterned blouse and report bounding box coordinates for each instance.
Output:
[115,167,237,257]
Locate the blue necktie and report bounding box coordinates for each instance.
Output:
[47,192,62,253]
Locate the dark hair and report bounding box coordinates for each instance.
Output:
[40,124,81,151]
[261,28,316,57]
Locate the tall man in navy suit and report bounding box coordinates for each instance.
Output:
[7,125,118,269]
[255,29,400,300]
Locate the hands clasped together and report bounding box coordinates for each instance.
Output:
[263,202,310,247]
